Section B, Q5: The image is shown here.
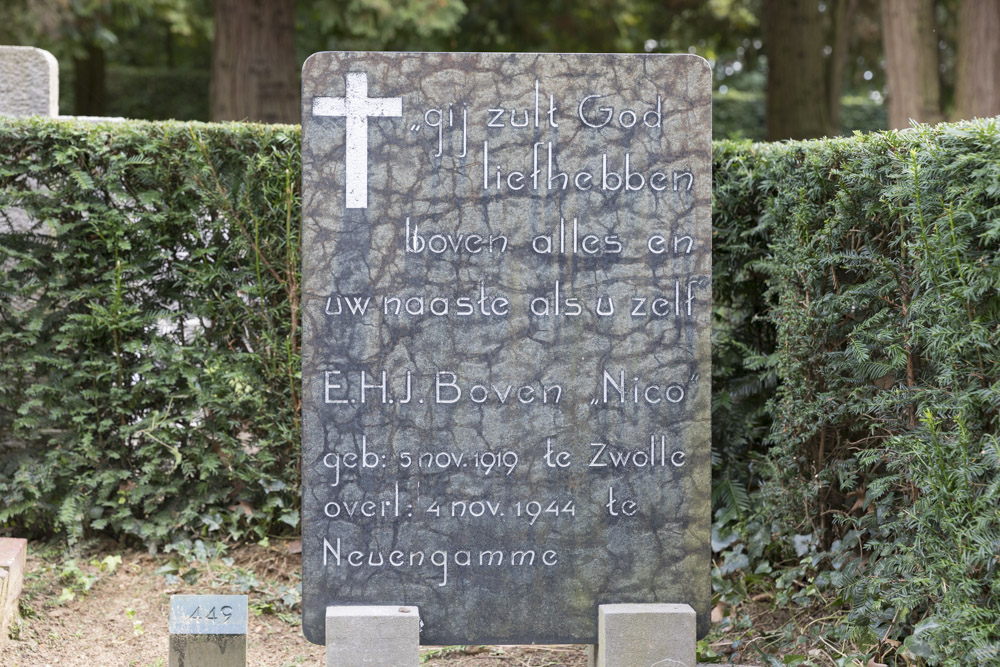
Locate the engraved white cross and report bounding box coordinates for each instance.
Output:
[312,72,402,209]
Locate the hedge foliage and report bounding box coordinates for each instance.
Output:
[1,116,998,663]
[0,118,301,549]
[713,121,1000,664]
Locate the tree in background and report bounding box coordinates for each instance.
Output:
[879,0,1000,127]
[0,0,120,115]
[297,0,466,53]
[8,0,997,136]
[825,0,859,134]
[66,2,110,116]
[0,0,211,117]
[210,0,298,123]
[763,0,829,140]
[881,0,941,128]
[762,0,864,140]
[953,0,1000,120]
[443,0,757,59]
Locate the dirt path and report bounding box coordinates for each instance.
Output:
[1,541,589,667]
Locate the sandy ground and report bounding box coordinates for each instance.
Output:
[1,541,591,667]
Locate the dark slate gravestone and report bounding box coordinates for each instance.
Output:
[300,52,711,646]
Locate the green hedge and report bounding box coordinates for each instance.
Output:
[1,116,998,662]
[0,118,301,548]
[713,121,1000,663]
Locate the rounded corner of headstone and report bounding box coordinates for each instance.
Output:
[303,618,325,646]
[5,45,57,72]
[302,51,328,76]
[682,53,712,73]
[36,47,58,71]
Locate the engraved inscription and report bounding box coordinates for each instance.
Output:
[168,595,247,636]
[301,52,712,646]
[312,72,402,209]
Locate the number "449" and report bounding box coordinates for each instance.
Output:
[188,605,233,622]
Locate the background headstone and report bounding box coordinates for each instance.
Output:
[0,46,58,117]
[301,51,712,645]
[168,594,247,667]
[0,538,27,644]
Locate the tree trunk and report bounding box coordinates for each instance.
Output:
[210,0,298,123]
[953,0,1000,120]
[764,0,831,141]
[826,0,858,136]
[881,0,941,129]
[73,43,106,116]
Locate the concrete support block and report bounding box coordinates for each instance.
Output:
[168,634,246,667]
[0,538,27,644]
[594,603,696,667]
[326,605,419,667]
[0,46,58,117]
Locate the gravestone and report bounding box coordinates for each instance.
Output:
[0,538,27,644]
[168,594,247,667]
[301,51,712,646]
[0,46,58,117]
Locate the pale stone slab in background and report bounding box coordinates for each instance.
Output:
[0,46,58,117]
[0,538,27,645]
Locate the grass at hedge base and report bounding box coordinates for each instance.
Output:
[1,116,998,663]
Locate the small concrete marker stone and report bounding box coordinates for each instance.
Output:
[0,46,58,117]
[0,538,27,644]
[595,603,696,667]
[325,605,420,667]
[168,594,247,667]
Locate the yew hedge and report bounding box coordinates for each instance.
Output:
[0,118,302,548]
[1,116,998,662]
[713,120,1000,663]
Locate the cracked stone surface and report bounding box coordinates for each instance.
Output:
[300,52,712,646]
